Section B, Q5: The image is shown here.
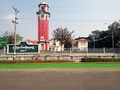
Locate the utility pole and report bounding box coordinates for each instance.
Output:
[105,23,114,50]
[112,30,114,50]
[12,6,19,60]
[92,35,95,51]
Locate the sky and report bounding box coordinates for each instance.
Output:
[0,0,120,40]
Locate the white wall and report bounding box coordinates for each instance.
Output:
[72,41,88,52]
[78,41,88,51]
[49,39,64,51]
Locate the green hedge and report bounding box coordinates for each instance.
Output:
[0,60,74,64]
[81,57,120,62]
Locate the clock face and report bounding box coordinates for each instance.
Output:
[41,14,44,18]
[40,14,45,20]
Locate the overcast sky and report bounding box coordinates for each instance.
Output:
[0,0,120,40]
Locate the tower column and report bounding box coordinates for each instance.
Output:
[36,2,50,50]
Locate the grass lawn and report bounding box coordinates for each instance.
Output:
[0,63,120,69]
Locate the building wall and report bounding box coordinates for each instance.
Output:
[78,41,88,51]
[49,40,64,51]
[72,39,88,52]
[38,15,49,50]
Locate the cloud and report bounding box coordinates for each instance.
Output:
[4,14,15,21]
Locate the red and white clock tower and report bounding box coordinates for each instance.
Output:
[36,2,50,50]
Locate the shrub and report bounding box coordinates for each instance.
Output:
[0,60,74,64]
[81,58,120,62]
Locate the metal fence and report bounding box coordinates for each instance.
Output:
[88,48,120,53]
[0,49,4,54]
[0,48,120,55]
[46,48,120,54]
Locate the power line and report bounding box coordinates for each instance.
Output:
[0,19,8,21]
[18,18,115,22]
[0,17,116,24]
[1,6,120,10]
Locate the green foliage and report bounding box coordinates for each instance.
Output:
[0,60,74,64]
[88,20,120,48]
[1,31,23,44]
[52,27,74,46]
[64,41,72,48]
[81,57,120,62]
[89,30,102,39]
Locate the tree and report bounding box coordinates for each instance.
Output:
[91,30,102,38]
[108,21,120,48]
[108,21,120,31]
[52,27,74,50]
[88,30,102,48]
[2,31,23,44]
[89,30,102,40]
[88,20,120,48]
[64,41,72,48]
[97,31,111,48]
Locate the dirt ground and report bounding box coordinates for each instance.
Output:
[0,69,120,90]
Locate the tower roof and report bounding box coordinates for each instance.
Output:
[40,2,48,5]
[78,38,88,42]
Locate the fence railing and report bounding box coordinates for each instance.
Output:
[0,49,4,54]
[41,48,120,54]
[0,48,120,55]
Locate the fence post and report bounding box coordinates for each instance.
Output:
[70,48,72,53]
[86,48,88,53]
[4,47,6,55]
[103,47,105,53]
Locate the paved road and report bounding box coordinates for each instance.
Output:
[0,69,120,90]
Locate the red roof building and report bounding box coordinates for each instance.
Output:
[72,38,88,52]
[25,39,38,44]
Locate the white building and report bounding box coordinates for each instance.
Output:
[49,39,64,51]
[72,38,88,52]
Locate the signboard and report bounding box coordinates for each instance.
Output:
[0,37,7,47]
[7,42,40,54]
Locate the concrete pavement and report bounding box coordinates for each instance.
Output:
[0,69,120,90]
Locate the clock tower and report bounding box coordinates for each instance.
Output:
[36,2,50,50]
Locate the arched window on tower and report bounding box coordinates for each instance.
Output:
[41,6,45,11]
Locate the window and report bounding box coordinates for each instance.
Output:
[41,44,44,50]
[81,42,86,46]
